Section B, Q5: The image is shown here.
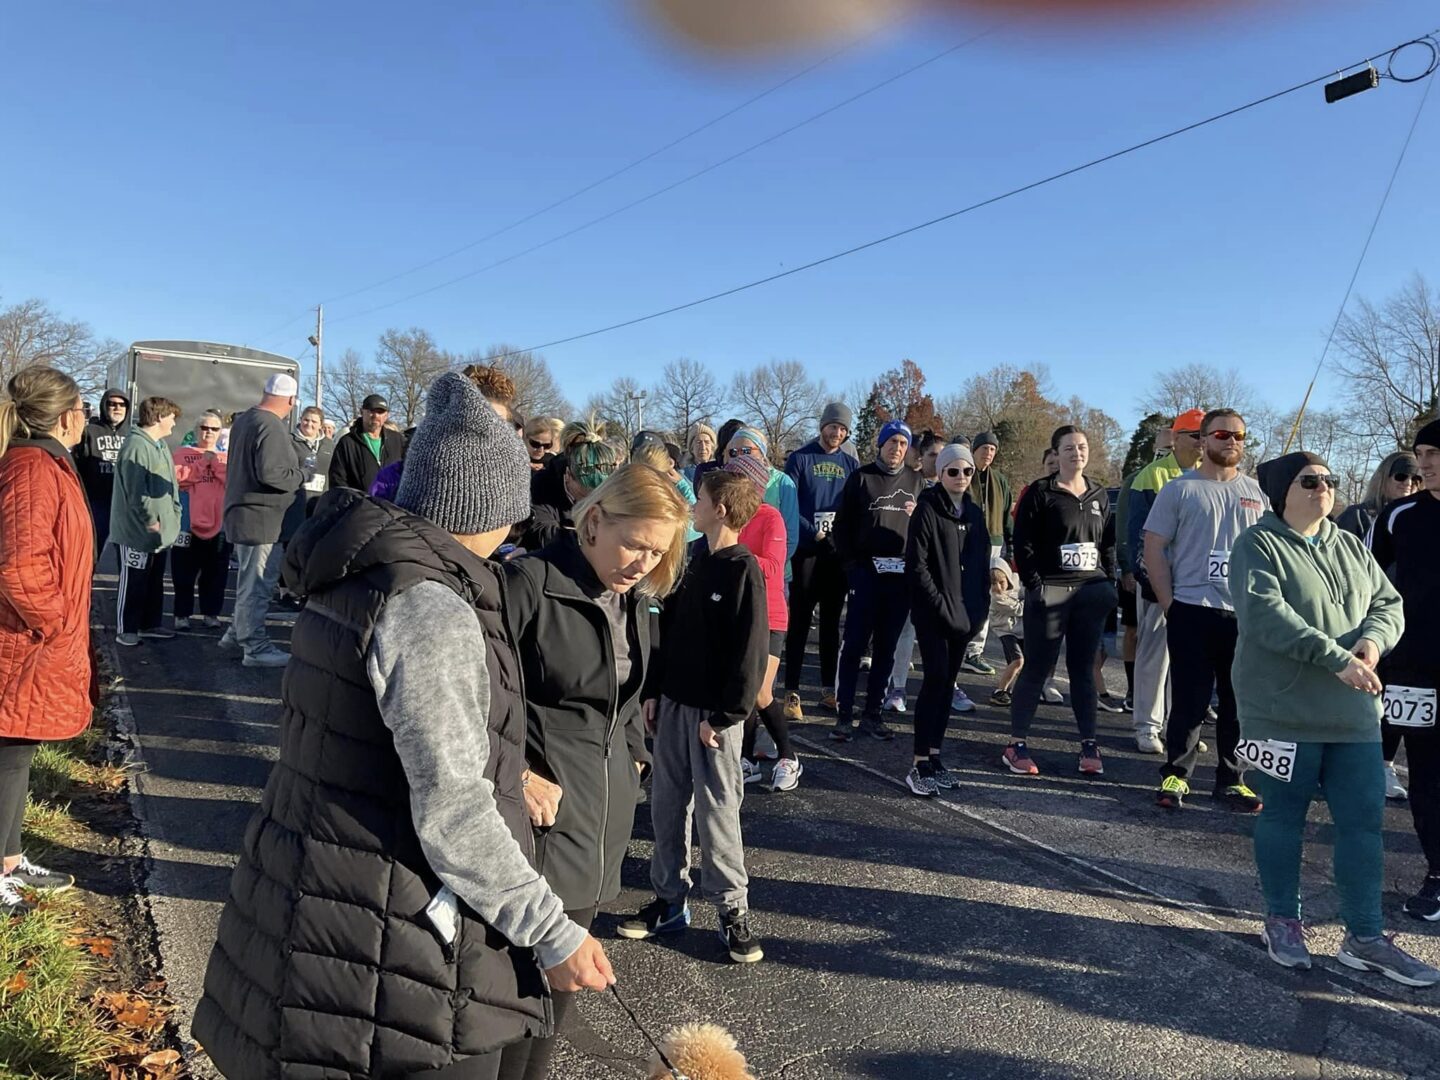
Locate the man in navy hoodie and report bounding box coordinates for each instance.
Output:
[782,402,858,720]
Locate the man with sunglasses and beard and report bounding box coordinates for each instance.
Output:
[1144,409,1266,813]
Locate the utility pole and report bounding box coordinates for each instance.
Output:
[627,389,647,433]
[307,305,324,411]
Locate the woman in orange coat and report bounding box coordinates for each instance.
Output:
[0,366,94,915]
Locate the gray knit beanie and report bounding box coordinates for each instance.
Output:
[820,402,854,431]
[395,372,531,534]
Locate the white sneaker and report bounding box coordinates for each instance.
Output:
[0,876,32,915]
[741,759,763,785]
[242,646,290,668]
[859,655,872,671]
[882,688,906,713]
[1042,685,1064,705]
[771,757,803,792]
[1136,733,1164,754]
[218,629,239,652]
[1385,764,1408,801]
[951,688,976,714]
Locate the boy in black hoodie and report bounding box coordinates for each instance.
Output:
[73,388,130,557]
[619,470,769,963]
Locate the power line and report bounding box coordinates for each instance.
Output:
[484,31,1437,362]
[329,27,998,326]
[1282,63,1435,453]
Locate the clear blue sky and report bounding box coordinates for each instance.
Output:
[2,1,1436,431]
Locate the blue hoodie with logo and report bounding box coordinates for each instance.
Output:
[784,439,859,555]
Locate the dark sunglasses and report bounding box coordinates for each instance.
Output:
[943,466,975,478]
[528,439,553,451]
[1392,471,1421,483]
[1207,430,1246,441]
[198,426,221,433]
[105,400,126,409]
[727,446,755,458]
[1298,474,1340,491]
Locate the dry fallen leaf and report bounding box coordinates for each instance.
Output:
[3,971,28,994]
[140,1049,181,1069]
[66,934,117,959]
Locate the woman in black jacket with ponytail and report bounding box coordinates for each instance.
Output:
[904,443,991,796]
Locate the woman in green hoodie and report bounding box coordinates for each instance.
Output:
[1232,452,1436,986]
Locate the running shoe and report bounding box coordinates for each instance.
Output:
[218,628,239,652]
[753,729,778,761]
[6,856,73,893]
[859,655,872,671]
[782,693,804,722]
[951,688,976,714]
[719,910,764,963]
[960,655,996,676]
[1097,693,1126,714]
[929,756,960,790]
[242,646,291,668]
[202,616,223,629]
[829,718,854,743]
[115,632,140,647]
[1197,740,1209,754]
[617,898,691,939]
[138,627,176,640]
[988,688,1013,707]
[1042,685,1064,705]
[1136,732,1164,755]
[1216,784,1263,814]
[819,690,839,713]
[1384,764,1408,801]
[906,765,939,797]
[1156,775,1189,809]
[1403,876,1440,922]
[1260,916,1312,970]
[0,876,32,916]
[861,715,895,742]
[1002,743,1039,775]
[1122,695,1134,712]
[1337,933,1440,987]
[1078,741,1104,776]
[882,687,906,714]
[741,759,763,785]
[771,757,803,792]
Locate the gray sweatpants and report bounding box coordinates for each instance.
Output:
[649,696,749,914]
[1133,594,1171,738]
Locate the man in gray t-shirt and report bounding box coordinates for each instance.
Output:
[1144,409,1266,811]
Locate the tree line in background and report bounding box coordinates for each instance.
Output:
[4,272,1436,500]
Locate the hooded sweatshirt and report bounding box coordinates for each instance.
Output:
[109,428,181,552]
[784,438,859,554]
[1366,489,1440,685]
[73,388,130,507]
[1231,512,1404,743]
[904,484,991,637]
[832,461,925,571]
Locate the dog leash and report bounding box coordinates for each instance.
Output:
[608,984,690,1080]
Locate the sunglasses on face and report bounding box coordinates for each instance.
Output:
[198,426,221,433]
[1207,430,1246,441]
[943,466,975,478]
[1393,472,1421,483]
[528,439,552,451]
[106,402,126,410]
[727,446,755,457]
[1298,474,1340,491]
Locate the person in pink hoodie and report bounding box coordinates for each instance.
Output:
[171,410,230,629]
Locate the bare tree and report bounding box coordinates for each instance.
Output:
[1138,363,1253,419]
[729,359,825,463]
[466,344,574,420]
[1064,397,1126,485]
[1333,273,1440,448]
[0,296,110,398]
[651,357,723,440]
[588,376,648,447]
[374,328,450,426]
[309,347,376,427]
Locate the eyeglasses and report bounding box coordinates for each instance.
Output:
[943,466,975,478]
[727,446,755,458]
[1298,474,1340,491]
[198,426,221,433]
[105,401,126,409]
[528,439,553,451]
[1207,430,1247,442]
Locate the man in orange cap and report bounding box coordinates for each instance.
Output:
[1125,409,1205,753]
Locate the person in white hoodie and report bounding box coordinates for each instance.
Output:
[988,557,1024,706]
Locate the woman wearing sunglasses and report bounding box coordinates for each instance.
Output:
[903,443,991,795]
[171,410,230,629]
[525,416,563,472]
[1231,453,1436,985]
[1336,451,1422,542]
[723,427,799,578]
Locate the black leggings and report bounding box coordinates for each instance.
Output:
[785,549,846,692]
[742,700,796,761]
[171,534,232,619]
[1010,579,1116,742]
[0,740,39,860]
[914,618,972,757]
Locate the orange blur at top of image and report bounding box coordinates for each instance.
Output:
[645,0,1259,50]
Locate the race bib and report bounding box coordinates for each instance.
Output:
[873,556,905,575]
[172,531,192,549]
[304,474,327,493]
[1207,550,1230,585]
[1058,542,1099,572]
[1235,739,1297,782]
[814,511,836,537]
[1384,685,1437,728]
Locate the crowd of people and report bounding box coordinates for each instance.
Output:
[2,359,1439,1076]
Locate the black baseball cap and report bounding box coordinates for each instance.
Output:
[362,394,389,412]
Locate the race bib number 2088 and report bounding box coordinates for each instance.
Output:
[1235,739,1297,783]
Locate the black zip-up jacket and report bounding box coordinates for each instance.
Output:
[658,544,769,730]
[1367,490,1440,684]
[502,533,656,909]
[905,485,992,637]
[1013,474,1116,591]
[327,420,405,494]
[832,463,925,570]
[72,387,130,507]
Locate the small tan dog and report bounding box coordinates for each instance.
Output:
[647,1023,756,1080]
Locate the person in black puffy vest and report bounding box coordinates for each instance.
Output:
[193,372,615,1080]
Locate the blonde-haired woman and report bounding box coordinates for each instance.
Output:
[685,422,717,481]
[0,367,94,913]
[525,416,564,471]
[501,463,688,1077]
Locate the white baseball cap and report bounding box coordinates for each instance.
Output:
[265,373,299,397]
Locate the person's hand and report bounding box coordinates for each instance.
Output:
[1121,572,1135,594]
[642,699,658,734]
[146,520,161,533]
[698,720,721,748]
[1353,638,1381,668]
[543,934,615,992]
[523,772,563,828]
[1336,658,1383,695]
[203,450,218,462]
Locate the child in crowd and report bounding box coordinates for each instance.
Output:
[989,557,1024,707]
[618,469,770,963]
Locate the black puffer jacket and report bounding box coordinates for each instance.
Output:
[193,490,550,1079]
[503,532,656,910]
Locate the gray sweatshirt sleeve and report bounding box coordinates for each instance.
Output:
[366,580,587,970]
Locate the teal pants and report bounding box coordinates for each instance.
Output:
[1251,740,1384,937]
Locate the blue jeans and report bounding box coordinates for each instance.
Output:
[1252,740,1384,937]
[233,542,284,658]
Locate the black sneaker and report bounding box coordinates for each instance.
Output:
[906,764,938,797]
[860,715,894,742]
[616,897,690,939]
[928,756,960,790]
[1097,693,1126,714]
[988,688,1012,707]
[7,856,74,892]
[719,910,764,963]
[0,876,33,916]
[829,718,855,743]
[1215,784,1263,814]
[1404,875,1440,922]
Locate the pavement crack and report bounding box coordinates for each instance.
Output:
[774,1026,897,1076]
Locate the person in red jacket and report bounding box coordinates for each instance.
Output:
[0,367,95,914]
[171,410,230,628]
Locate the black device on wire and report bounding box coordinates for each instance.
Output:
[609,985,689,1080]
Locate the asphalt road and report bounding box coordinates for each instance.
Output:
[97,567,1440,1079]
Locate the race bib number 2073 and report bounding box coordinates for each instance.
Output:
[1235,739,1297,783]
[1384,685,1437,728]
